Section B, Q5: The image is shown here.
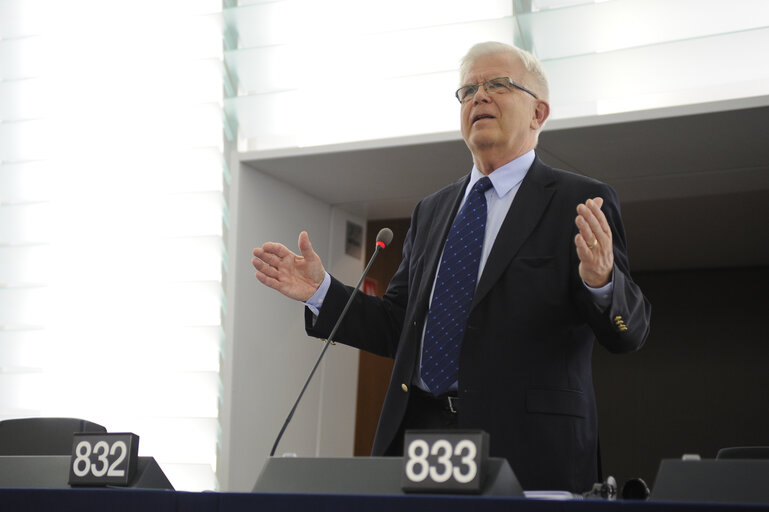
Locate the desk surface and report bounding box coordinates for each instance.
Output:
[2,489,769,512]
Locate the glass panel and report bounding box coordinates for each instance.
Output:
[226,17,517,150]
[517,0,769,59]
[545,28,769,119]
[530,0,596,10]
[228,71,462,151]
[224,18,514,96]
[224,0,513,49]
[224,90,302,149]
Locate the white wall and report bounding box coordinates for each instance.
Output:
[316,208,365,457]
[218,157,364,491]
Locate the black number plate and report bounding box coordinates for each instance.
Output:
[68,432,139,486]
[401,430,488,493]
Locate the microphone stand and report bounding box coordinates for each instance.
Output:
[269,229,392,457]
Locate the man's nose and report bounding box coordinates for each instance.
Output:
[473,85,491,103]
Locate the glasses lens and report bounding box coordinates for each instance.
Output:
[457,85,477,102]
[487,78,512,91]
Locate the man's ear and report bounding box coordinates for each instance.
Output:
[532,100,550,130]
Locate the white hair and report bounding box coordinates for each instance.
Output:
[459,41,549,102]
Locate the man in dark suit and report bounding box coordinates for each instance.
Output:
[252,41,651,492]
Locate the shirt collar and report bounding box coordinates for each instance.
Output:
[467,149,535,199]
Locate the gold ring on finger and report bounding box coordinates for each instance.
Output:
[589,239,599,249]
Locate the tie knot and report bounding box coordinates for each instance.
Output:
[473,176,493,195]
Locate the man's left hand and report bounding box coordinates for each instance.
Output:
[574,197,614,287]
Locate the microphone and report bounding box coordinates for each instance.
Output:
[269,228,393,457]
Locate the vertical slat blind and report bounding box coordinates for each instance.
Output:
[1,0,224,491]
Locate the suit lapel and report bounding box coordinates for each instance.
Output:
[471,159,555,311]
[414,175,468,312]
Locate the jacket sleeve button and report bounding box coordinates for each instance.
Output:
[401,383,409,392]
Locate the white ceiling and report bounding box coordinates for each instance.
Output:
[242,96,769,271]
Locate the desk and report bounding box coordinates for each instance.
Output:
[2,489,769,512]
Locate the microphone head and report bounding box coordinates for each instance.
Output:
[376,228,393,249]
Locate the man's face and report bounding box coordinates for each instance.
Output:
[459,52,543,166]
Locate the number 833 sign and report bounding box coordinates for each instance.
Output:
[401,430,489,494]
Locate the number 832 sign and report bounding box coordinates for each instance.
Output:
[401,430,489,494]
[68,433,139,486]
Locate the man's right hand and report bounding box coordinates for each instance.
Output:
[252,231,326,302]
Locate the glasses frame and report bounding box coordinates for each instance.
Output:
[455,77,539,104]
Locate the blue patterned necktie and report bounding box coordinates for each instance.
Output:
[421,176,492,396]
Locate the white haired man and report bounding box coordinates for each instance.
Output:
[253,41,651,492]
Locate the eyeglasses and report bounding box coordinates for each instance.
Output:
[455,77,539,103]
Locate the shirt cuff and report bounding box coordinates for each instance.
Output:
[583,268,614,311]
[304,272,331,316]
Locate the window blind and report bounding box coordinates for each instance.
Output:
[0,0,224,491]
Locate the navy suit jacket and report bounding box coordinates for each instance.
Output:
[306,157,651,492]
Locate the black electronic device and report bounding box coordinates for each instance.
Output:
[253,455,522,496]
[651,458,769,504]
[0,455,173,489]
[0,417,106,456]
